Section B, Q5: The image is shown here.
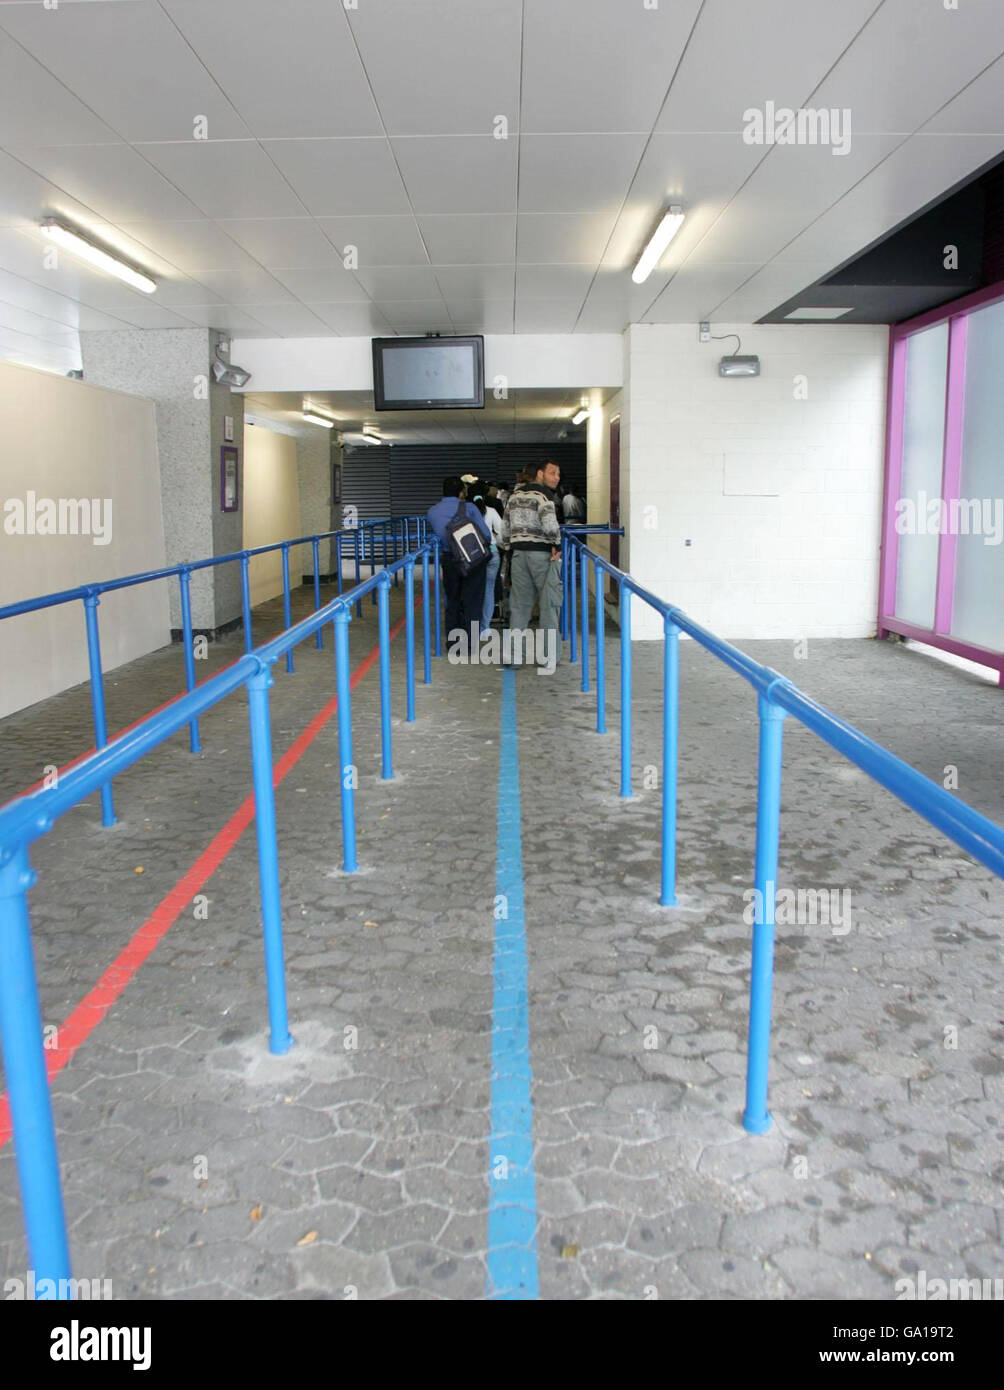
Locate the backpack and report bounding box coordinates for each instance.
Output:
[445,498,489,574]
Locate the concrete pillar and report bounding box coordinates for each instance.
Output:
[296,424,335,575]
[80,328,244,633]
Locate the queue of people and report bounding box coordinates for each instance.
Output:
[426,460,577,668]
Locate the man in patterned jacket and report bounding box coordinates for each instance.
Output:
[500,459,563,668]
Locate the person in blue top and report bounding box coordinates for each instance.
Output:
[426,476,492,640]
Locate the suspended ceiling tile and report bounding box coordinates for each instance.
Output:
[161,0,381,139]
[416,214,516,265]
[135,141,307,221]
[515,213,617,265]
[108,219,265,276]
[0,0,251,142]
[393,137,518,215]
[516,264,597,300]
[262,138,411,217]
[4,143,205,223]
[0,33,120,147]
[308,302,392,335]
[271,266,373,303]
[654,0,882,134]
[810,0,1004,134]
[520,0,702,134]
[352,266,445,300]
[315,216,430,267]
[514,298,584,333]
[432,265,515,300]
[517,134,647,214]
[345,0,522,137]
[216,218,346,269]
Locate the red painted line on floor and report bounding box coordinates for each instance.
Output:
[0,610,411,1148]
[1,656,246,807]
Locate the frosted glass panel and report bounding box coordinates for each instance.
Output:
[951,299,1004,652]
[894,323,947,627]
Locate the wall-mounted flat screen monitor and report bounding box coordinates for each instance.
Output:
[372,335,484,411]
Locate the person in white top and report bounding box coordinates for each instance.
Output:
[473,488,503,630]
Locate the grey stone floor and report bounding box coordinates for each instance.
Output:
[0,584,1001,1300]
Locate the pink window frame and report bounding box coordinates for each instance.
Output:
[877,278,1004,686]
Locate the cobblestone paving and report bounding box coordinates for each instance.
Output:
[0,593,1001,1300]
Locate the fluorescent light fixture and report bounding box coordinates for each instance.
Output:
[302,408,336,428]
[362,429,382,442]
[570,408,590,425]
[40,220,156,294]
[784,307,855,321]
[631,205,685,284]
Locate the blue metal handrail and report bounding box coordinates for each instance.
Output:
[0,537,438,1294]
[0,517,428,821]
[562,532,1004,1138]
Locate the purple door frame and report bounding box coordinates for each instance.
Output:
[878,278,1004,687]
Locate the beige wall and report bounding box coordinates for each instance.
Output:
[0,362,170,722]
[243,422,304,608]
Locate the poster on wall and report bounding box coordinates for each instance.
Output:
[221,445,239,511]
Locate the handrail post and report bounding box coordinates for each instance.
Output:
[246,667,294,1055]
[376,574,394,780]
[579,546,590,693]
[0,847,72,1288]
[240,553,253,654]
[561,533,569,640]
[371,524,378,605]
[619,581,632,798]
[595,557,606,734]
[405,559,416,722]
[336,532,344,597]
[569,541,578,663]
[421,548,432,684]
[333,607,358,873]
[660,617,680,906]
[353,526,362,618]
[82,593,116,827]
[312,538,323,650]
[281,543,294,673]
[433,540,442,657]
[178,568,202,754]
[742,692,787,1134]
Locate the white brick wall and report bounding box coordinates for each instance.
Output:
[622,323,888,640]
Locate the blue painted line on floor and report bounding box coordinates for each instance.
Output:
[486,667,539,1300]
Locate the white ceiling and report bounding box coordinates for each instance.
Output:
[1,0,1003,374]
[245,386,615,447]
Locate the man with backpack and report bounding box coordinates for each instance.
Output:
[427,476,492,641]
[500,460,563,668]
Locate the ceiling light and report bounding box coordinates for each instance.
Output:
[631,205,685,284]
[784,307,855,320]
[302,408,336,428]
[40,219,157,294]
[362,429,382,443]
[571,408,589,425]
